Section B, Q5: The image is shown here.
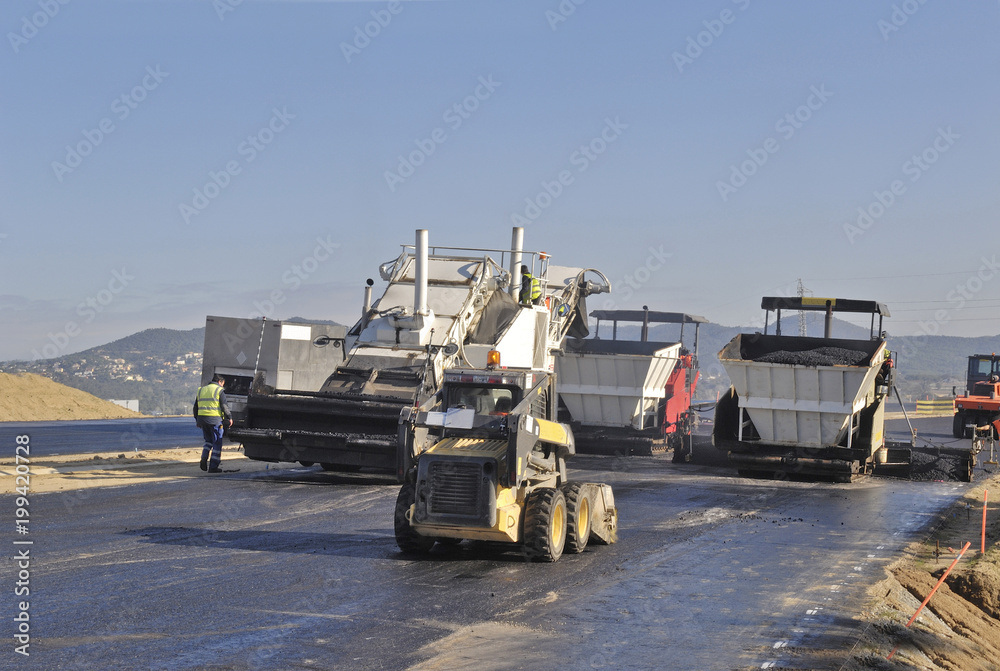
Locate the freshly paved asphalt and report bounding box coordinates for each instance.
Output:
[7,416,978,670]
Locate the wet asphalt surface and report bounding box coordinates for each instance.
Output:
[7,416,980,670]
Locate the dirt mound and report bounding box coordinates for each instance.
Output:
[947,562,1000,620]
[893,565,1000,670]
[843,475,1000,670]
[753,346,870,367]
[0,373,143,421]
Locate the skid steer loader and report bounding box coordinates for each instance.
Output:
[394,351,618,562]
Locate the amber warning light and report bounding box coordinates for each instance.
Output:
[486,349,501,368]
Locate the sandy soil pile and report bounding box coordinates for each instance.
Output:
[846,475,1000,670]
[0,372,143,421]
[0,446,248,495]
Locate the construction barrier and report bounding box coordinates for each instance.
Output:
[915,400,954,415]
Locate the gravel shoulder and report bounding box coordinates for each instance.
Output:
[0,445,250,494]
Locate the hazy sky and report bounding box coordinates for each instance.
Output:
[2,0,998,361]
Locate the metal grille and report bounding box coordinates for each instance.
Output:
[427,461,481,516]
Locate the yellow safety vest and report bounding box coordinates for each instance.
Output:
[521,273,542,303]
[196,383,224,418]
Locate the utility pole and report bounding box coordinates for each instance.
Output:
[797,278,811,337]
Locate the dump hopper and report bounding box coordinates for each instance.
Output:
[718,333,885,448]
[557,339,681,431]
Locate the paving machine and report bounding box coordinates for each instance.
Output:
[394,353,618,561]
[952,354,1000,439]
[226,227,609,478]
[713,297,910,481]
[557,308,706,459]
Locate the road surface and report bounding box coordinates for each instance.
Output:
[8,416,973,670]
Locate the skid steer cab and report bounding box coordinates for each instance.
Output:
[395,357,618,562]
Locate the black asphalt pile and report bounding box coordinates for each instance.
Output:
[753,346,870,367]
[908,447,966,481]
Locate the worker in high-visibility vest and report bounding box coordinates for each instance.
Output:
[193,374,233,473]
[519,265,542,305]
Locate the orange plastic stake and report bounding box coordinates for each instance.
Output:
[904,541,971,628]
[984,489,989,555]
[889,541,972,660]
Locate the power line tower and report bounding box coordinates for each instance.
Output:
[796,278,812,337]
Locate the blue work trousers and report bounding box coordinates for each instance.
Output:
[201,424,225,470]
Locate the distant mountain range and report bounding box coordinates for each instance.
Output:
[1,314,996,414]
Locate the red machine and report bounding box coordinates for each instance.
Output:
[953,354,1000,439]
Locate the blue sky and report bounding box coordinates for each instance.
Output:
[2,0,998,361]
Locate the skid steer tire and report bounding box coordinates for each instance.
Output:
[952,412,965,440]
[394,483,434,556]
[561,484,591,554]
[523,488,567,562]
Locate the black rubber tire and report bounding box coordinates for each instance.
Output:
[561,484,592,554]
[713,388,740,444]
[962,454,974,483]
[320,463,362,473]
[298,461,315,468]
[952,412,965,440]
[523,488,567,562]
[394,483,434,555]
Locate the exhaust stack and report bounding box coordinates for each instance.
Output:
[415,229,429,316]
[362,278,374,317]
[509,227,524,297]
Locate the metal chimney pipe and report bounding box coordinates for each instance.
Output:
[362,278,373,317]
[509,227,524,297]
[824,301,833,339]
[641,305,649,342]
[415,229,429,316]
